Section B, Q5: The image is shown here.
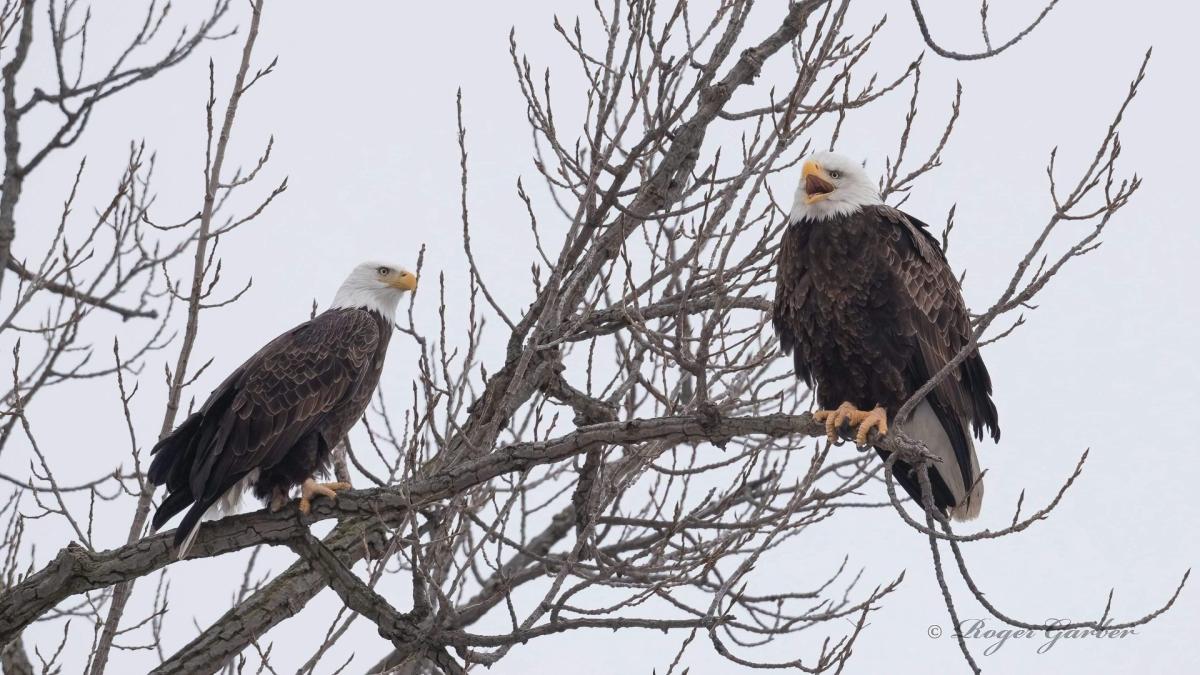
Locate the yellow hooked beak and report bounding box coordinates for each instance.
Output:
[389,271,418,291]
[802,160,836,205]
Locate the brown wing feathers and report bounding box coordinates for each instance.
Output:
[772,222,813,387]
[885,206,999,442]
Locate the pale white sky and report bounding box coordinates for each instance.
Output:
[5,1,1199,673]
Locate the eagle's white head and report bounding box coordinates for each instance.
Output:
[789,151,882,222]
[331,261,417,322]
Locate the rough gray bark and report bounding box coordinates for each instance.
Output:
[150,520,383,674]
[0,637,33,675]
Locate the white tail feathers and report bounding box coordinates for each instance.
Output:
[176,519,203,560]
[900,401,985,521]
[176,470,259,560]
[949,472,985,521]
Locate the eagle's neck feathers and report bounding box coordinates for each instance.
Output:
[330,284,401,322]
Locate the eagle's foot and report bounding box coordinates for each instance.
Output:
[813,402,888,445]
[814,402,862,443]
[269,487,289,513]
[297,479,352,515]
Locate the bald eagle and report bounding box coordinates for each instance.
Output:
[148,262,417,557]
[773,152,998,519]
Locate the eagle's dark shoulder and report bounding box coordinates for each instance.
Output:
[860,204,945,264]
[237,308,383,411]
[228,310,381,443]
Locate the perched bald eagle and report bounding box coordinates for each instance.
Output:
[149,262,417,557]
[773,152,998,519]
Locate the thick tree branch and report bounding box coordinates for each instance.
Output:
[0,411,827,647]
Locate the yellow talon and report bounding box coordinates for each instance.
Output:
[853,405,888,445]
[297,479,352,515]
[813,402,888,445]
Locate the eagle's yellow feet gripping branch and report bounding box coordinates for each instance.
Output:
[813,402,889,445]
[297,479,352,515]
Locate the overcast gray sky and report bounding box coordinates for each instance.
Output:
[6,1,1199,673]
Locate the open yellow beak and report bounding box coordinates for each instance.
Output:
[802,161,835,205]
[389,272,418,292]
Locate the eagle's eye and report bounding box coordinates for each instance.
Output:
[828,170,842,179]
[376,266,391,276]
